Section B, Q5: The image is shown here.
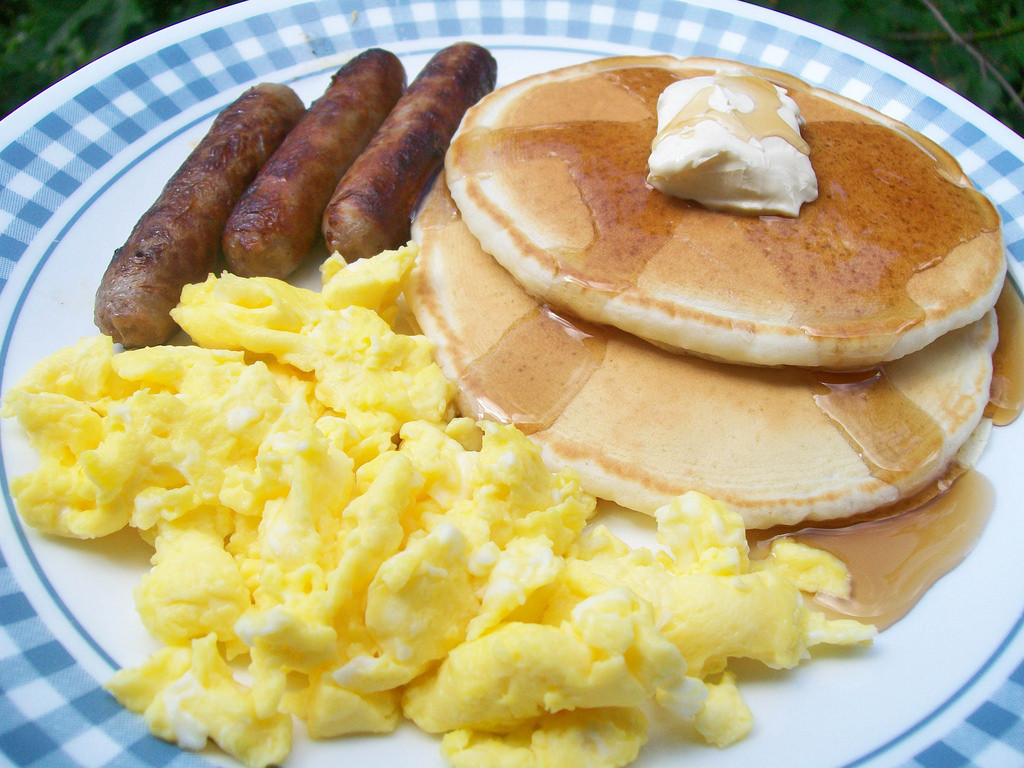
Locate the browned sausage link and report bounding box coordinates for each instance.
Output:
[322,42,497,260]
[94,82,305,347]
[223,50,406,279]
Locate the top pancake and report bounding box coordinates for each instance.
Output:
[445,55,1006,369]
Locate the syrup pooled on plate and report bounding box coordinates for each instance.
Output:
[751,282,1023,630]
[748,467,993,630]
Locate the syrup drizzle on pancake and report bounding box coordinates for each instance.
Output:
[988,280,1024,425]
[812,367,945,487]
[461,305,606,434]
[435,274,984,499]
[413,170,1001,527]
[448,63,1002,367]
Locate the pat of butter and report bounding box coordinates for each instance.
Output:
[647,72,818,217]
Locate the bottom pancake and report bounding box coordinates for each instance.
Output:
[408,176,998,528]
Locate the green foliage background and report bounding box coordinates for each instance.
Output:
[2,0,1023,137]
[1,0,238,115]
[750,0,1024,136]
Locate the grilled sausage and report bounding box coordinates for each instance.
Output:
[322,42,497,260]
[94,82,305,347]
[223,49,406,278]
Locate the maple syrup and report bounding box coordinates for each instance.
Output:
[656,74,810,153]
[460,305,606,434]
[750,282,1023,630]
[451,65,1001,362]
[444,62,1021,632]
[811,366,945,487]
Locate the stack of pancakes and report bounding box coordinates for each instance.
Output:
[407,55,1006,529]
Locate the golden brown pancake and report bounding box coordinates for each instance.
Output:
[409,176,997,528]
[445,55,1005,369]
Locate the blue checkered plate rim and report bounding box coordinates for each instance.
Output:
[1,1,1023,767]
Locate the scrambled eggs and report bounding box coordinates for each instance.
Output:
[2,244,874,768]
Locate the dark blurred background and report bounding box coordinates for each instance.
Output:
[2,0,1022,136]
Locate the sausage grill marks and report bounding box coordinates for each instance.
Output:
[322,42,498,261]
[224,49,407,279]
[94,82,306,348]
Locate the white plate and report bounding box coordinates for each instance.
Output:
[2,1,1024,767]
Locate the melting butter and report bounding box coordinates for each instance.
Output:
[647,72,818,216]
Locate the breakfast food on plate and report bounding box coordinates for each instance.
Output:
[95,43,495,349]
[223,49,407,279]
[3,245,873,768]
[322,42,498,261]
[444,55,1006,369]
[9,35,1017,768]
[409,176,999,527]
[94,82,306,348]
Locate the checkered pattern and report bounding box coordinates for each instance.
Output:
[2,0,1024,766]
[905,658,1024,767]
[0,551,207,767]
